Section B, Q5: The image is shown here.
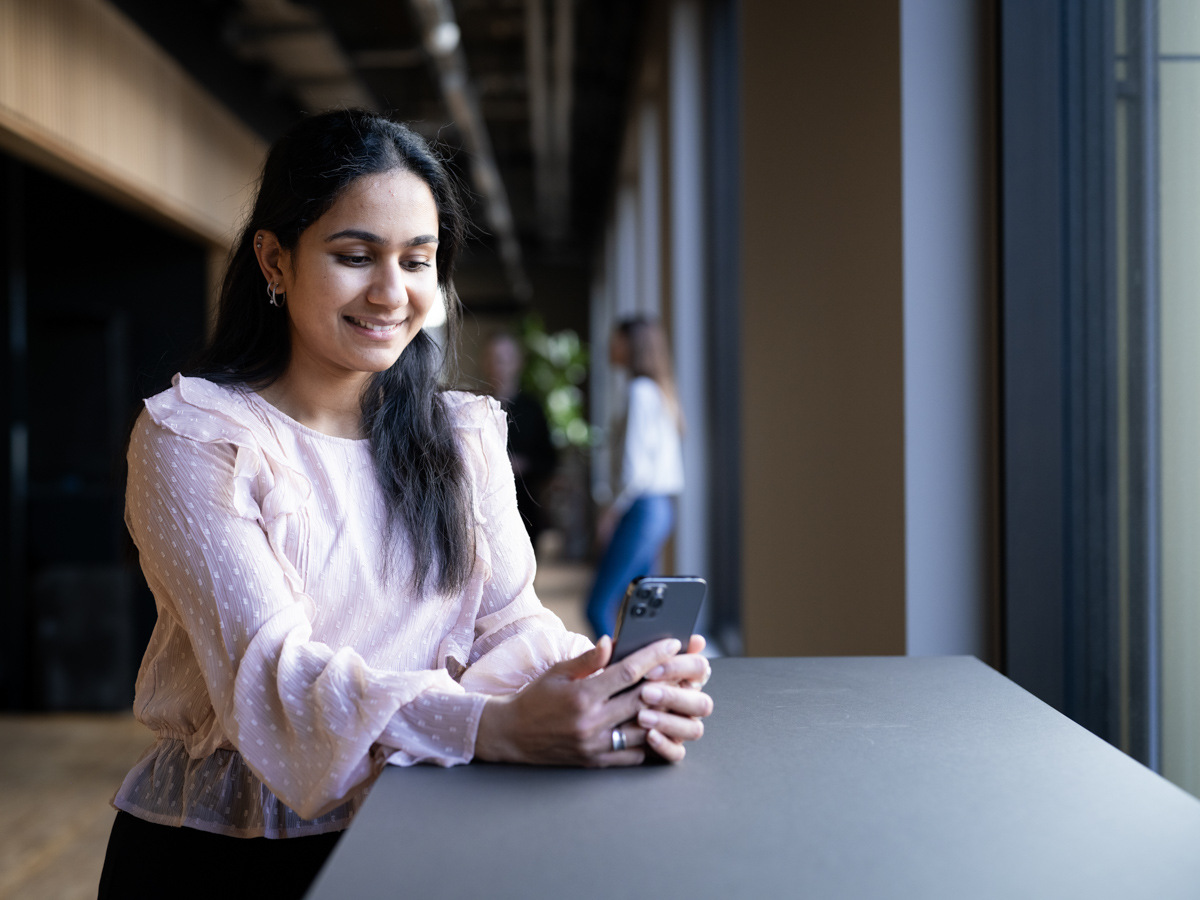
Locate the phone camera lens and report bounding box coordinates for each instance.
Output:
[649,595,663,609]
[631,603,647,617]
[636,587,651,600]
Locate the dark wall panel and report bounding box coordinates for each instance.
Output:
[1,156,207,710]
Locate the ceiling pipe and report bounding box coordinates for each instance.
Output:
[525,0,552,241]
[550,0,574,243]
[525,0,573,246]
[408,0,531,301]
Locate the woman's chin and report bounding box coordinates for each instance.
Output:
[350,342,413,373]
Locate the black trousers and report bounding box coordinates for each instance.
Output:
[97,810,343,900]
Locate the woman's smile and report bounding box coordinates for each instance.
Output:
[344,314,407,337]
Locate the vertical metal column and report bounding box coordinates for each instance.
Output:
[669,0,708,601]
[1,157,29,708]
[638,100,662,320]
[1119,0,1161,769]
[1000,0,1071,712]
[705,0,742,652]
[1061,0,1120,751]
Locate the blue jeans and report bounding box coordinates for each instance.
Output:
[586,495,676,638]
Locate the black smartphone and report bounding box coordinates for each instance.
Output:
[609,575,706,664]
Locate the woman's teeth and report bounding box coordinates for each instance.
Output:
[347,316,398,332]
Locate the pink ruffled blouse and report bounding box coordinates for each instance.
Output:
[112,375,592,838]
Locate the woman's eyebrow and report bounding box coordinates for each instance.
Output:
[325,228,384,243]
[324,229,438,247]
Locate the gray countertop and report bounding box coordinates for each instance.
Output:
[308,656,1200,899]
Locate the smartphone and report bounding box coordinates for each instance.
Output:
[609,575,706,664]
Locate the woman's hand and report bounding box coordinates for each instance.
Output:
[474,635,713,767]
[647,634,711,690]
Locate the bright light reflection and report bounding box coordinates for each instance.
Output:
[423,289,447,330]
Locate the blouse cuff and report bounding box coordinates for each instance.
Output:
[377,689,490,767]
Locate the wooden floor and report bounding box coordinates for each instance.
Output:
[0,555,593,899]
[0,712,151,900]
[532,554,594,638]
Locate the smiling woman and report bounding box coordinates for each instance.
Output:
[254,171,443,439]
[96,109,713,900]
[183,111,476,597]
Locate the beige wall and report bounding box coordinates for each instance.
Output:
[740,1,906,655]
[0,0,266,249]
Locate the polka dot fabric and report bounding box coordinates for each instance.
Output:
[112,375,592,838]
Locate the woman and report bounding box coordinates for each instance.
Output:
[586,317,686,637]
[480,331,557,544]
[99,110,711,899]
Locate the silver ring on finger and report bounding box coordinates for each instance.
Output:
[611,728,627,752]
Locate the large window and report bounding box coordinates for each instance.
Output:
[1003,0,1200,796]
[1152,0,1200,795]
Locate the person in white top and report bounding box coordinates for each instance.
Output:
[586,317,686,637]
[98,110,712,900]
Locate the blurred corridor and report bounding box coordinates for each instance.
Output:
[4,0,1200,838]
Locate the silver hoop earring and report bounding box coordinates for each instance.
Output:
[267,282,286,308]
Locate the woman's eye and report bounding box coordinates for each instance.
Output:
[337,254,370,265]
[403,260,433,271]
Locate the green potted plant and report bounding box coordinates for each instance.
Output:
[519,314,590,449]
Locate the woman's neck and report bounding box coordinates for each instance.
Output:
[257,368,368,439]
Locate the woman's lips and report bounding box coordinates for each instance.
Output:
[345,315,403,338]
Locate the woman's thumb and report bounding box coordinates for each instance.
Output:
[553,635,612,680]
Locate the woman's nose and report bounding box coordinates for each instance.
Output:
[367,263,407,307]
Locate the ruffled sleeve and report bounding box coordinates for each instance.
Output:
[441,392,594,695]
[126,376,482,820]
[143,375,314,596]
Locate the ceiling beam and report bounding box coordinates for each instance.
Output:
[230,0,376,112]
[409,0,531,301]
[524,0,572,245]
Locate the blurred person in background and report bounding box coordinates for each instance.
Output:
[586,316,685,638]
[98,110,711,900]
[481,331,557,547]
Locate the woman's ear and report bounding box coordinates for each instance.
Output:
[252,231,288,290]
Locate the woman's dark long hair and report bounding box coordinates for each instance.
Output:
[617,316,685,435]
[189,109,474,594]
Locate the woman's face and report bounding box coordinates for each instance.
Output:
[609,331,629,369]
[277,169,441,385]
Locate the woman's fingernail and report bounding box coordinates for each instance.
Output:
[647,666,665,679]
[642,684,664,704]
[668,639,682,655]
[647,728,663,745]
[639,709,660,728]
